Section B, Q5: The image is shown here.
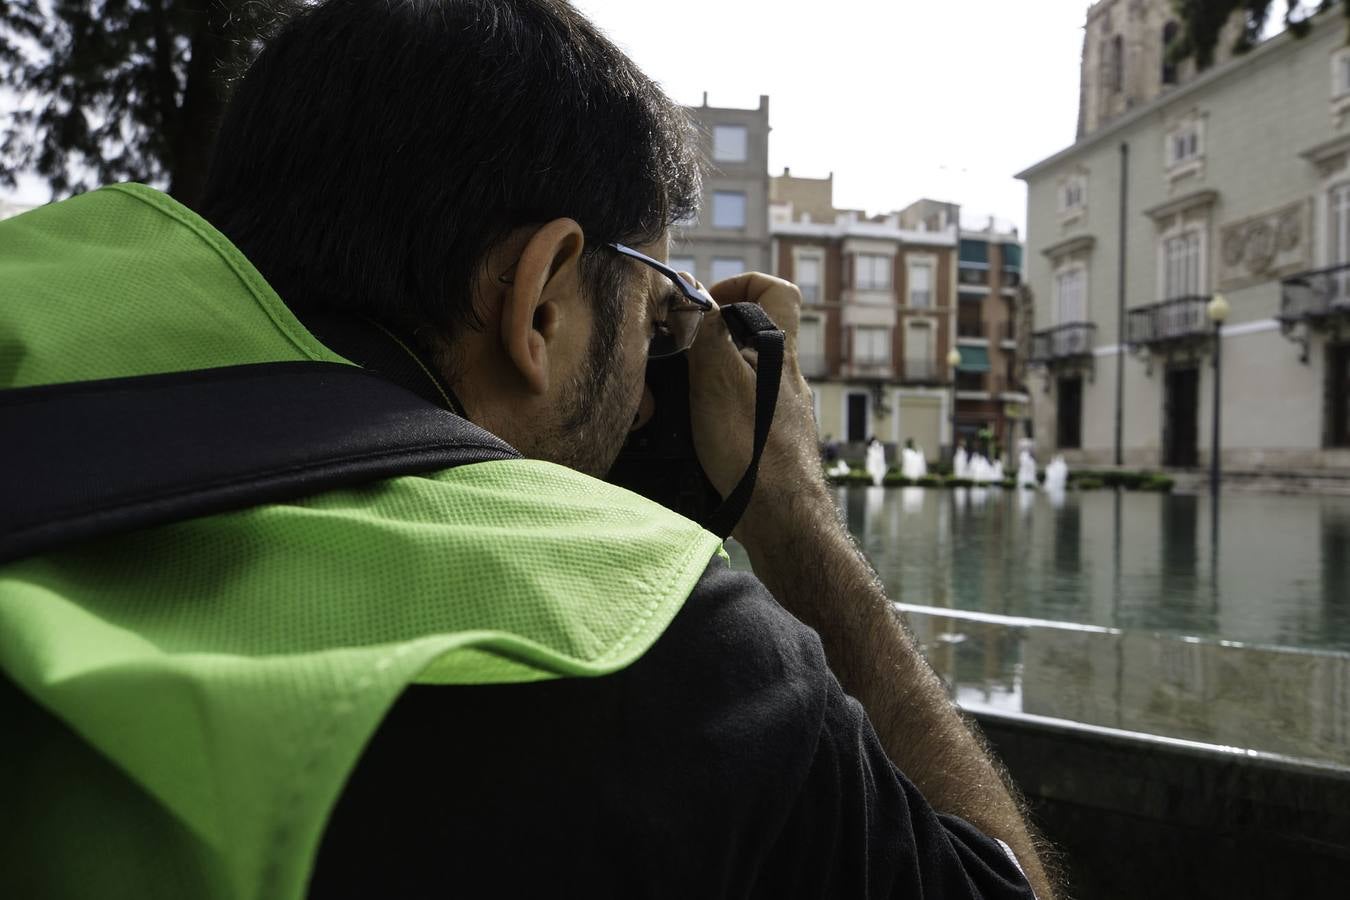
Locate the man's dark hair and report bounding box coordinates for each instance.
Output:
[201,0,702,368]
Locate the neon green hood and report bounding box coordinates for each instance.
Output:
[0,185,722,899]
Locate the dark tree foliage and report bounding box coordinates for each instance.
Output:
[1172,0,1349,70]
[0,1,294,206]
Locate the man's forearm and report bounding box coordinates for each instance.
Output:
[738,484,1056,899]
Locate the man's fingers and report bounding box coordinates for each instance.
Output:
[707,271,802,359]
[687,306,754,386]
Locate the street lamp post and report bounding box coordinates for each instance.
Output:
[1207,293,1230,499]
[947,348,963,464]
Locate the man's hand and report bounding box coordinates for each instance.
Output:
[684,272,829,553]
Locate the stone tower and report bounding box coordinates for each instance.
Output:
[1076,0,1241,138]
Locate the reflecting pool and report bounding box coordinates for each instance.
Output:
[728,487,1350,766]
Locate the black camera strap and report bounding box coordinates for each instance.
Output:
[704,303,786,540]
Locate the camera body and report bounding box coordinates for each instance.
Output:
[606,354,722,525]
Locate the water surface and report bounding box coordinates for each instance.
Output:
[727,487,1350,765]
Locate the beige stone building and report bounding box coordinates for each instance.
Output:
[671,95,771,284]
[1019,2,1350,475]
[770,172,960,463]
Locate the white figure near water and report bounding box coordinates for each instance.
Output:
[1017,449,1038,489]
[953,445,970,480]
[900,443,927,481]
[968,453,1001,484]
[990,458,1005,483]
[1044,455,1069,493]
[865,437,888,487]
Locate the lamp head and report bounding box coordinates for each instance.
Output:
[1207,293,1230,324]
[947,348,963,367]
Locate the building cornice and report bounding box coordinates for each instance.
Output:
[1015,15,1330,181]
[771,220,956,247]
[1040,234,1096,258]
[1143,189,1220,222]
[1299,132,1350,167]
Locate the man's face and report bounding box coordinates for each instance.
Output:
[543,238,668,479]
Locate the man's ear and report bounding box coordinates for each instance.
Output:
[500,218,586,396]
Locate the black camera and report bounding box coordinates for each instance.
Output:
[606,353,723,525]
[607,302,784,536]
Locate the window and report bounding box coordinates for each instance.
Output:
[1162,231,1202,299]
[904,322,933,381]
[1333,48,1350,99]
[667,256,696,279]
[1061,175,1087,214]
[1330,184,1350,268]
[855,253,891,290]
[1166,120,1203,169]
[1110,35,1124,93]
[1161,22,1179,86]
[710,257,744,283]
[1054,267,1087,323]
[712,191,747,229]
[853,326,892,366]
[796,255,822,302]
[908,261,933,308]
[799,315,825,376]
[712,125,748,163]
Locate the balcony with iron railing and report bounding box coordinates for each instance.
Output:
[958,267,989,287]
[953,373,1029,397]
[957,316,986,339]
[901,358,944,384]
[1279,262,1350,323]
[1125,295,1211,347]
[1030,322,1096,362]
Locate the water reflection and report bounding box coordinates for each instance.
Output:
[799,487,1350,652]
[905,612,1350,767]
[725,487,1350,759]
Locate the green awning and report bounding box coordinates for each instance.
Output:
[956,345,990,372]
[959,239,988,265]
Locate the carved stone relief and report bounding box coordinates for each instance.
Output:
[1218,199,1312,291]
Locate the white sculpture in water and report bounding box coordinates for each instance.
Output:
[968,453,997,484]
[900,444,927,481]
[865,438,888,487]
[1017,449,1038,489]
[990,459,1005,483]
[1044,454,1069,493]
[953,446,970,480]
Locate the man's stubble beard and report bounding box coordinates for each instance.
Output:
[548,323,643,480]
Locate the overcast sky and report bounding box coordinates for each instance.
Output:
[573,0,1095,234]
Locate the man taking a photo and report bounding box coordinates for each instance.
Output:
[0,1,1055,897]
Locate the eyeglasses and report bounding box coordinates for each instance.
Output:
[608,243,718,358]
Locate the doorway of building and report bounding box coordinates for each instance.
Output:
[1056,376,1083,449]
[846,393,869,443]
[1163,366,1200,468]
[1330,344,1350,448]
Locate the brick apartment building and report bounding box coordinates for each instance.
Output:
[770,171,960,462]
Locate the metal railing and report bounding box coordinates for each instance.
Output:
[1030,322,1096,362]
[1280,262,1350,322]
[1126,295,1210,346]
[957,317,986,339]
[902,359,943,383]
[1002,320,1016,342]
[958,268,989,287]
